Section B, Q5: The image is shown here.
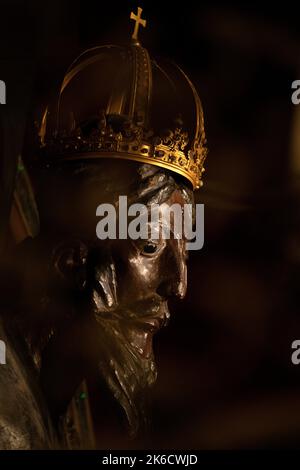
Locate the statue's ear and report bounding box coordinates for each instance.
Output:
[51,238,88,292]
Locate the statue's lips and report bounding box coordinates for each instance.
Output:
[139,317,163,331]
[129,300,170,331]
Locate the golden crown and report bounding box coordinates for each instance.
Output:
[39,7,207,190]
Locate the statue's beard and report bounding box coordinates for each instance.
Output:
[94,301,169,436]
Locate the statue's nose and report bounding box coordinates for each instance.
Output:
[173,257,187,299]
[157,248,187,300]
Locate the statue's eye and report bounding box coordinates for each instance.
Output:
[139,240,165,257]
[142,242,158,255]
[132,239,165,257]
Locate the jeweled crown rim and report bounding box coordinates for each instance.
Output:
[40,120,207,189]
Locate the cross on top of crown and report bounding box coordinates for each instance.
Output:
[130,6,147,44]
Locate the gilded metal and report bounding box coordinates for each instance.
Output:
[39,10,207,190]
[130,7,146,43]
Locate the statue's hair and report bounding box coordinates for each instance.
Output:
[72,160,193,205]
[33,159,194,239]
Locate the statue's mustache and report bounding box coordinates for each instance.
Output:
[92,292,170,329]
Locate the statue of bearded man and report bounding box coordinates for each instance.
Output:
[0,9,207,449]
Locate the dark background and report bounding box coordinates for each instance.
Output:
[1,0,300,449]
